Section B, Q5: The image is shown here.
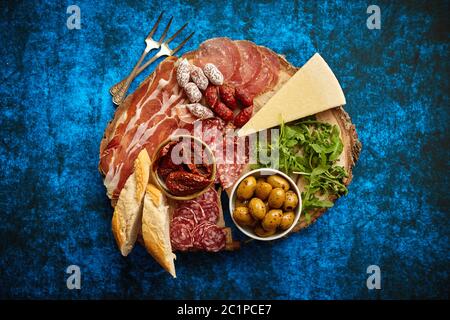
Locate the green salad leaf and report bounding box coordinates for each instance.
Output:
[253,116,348,220]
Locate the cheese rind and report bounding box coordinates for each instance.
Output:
[238,53,346,136]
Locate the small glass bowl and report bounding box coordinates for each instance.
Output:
[150,135,216,201]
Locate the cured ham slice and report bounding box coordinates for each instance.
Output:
[99,57,188,200]
[233,40,262,87]
[192,38,241,82]
[258,46,280,89]
[239,46,280,97]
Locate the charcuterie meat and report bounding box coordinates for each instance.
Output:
[219,85,238,110]
[170,217,194,251]
[216,135,249,189]
[195,223,227,252]
[233,40,262,87]
[186,103,215,120]
[193,38,241,82]
[203,63,224,85]
[258,46,280,89]
[234,105,254,128]
[177,198,217,224]
[171,186,224,251]
[212,102,234,122]
[173,207,198,226]
[99,57,189,201]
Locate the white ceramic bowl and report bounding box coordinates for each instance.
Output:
[229,168,302,241]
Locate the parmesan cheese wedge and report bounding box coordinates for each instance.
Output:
[238,53,346,136]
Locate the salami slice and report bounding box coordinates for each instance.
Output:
[216,135,249,189]
[258,46,280,89]
[184,200,217,224]
[239,45,280,97]
[194,38,241,82]
[217,163,245,189]
[199,224,227,252]
[172,208,197,227]
[233,40,262,86]
[170,219,194,251]
[192,221,209,249]
[196,188,220,223]
[197,187,219,203]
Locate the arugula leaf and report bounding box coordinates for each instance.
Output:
[255,116,348,216]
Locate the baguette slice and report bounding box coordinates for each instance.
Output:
[142,183,176,278]
[112,149,150,256]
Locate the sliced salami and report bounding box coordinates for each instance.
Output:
[239,45,280,97]
[196,188,220,223]
[170,219,194,251]
[192,221,209,249]
[197,187,219,203]
[217,163,245,189]
[172,207,198,226]
[233,40,262,86]
[194,38,241,82]
[184,199,217,224]
[258,46,280,89]
[199,224,227,252]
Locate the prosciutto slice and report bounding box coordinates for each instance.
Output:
[99,57,189,200]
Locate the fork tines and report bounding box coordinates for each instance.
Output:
[110,12,194,104]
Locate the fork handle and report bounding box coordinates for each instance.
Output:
[112,51,148,105]
[109,79,127,96]
[111,53,164,105]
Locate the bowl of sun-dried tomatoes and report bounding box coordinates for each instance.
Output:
[151,135,216,200]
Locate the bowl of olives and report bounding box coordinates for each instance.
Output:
[229,168,302,241]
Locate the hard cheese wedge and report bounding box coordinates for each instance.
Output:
[238,53,346,136]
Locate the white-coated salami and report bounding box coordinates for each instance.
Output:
[176,58,191,88]
[203,63,224,85]
[184,82,202,103]
[190,66,209,90]
[186,103,215,120]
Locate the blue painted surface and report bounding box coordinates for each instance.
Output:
[0,0,448,299]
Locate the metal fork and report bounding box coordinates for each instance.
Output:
[111,14,194,105]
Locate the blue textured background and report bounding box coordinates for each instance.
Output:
[0,0,448,299]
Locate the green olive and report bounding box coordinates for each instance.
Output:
[254,225,276,237]
[268,188,286,209]
[255,179,273,200]
[267,175,290,191]
[235,199,249,208]
[280,211,296,230]
[236,176,257,200]
[262,209,283,231]
[283,190,299,211]
[233,207,255,227]
[248,197,266,220]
